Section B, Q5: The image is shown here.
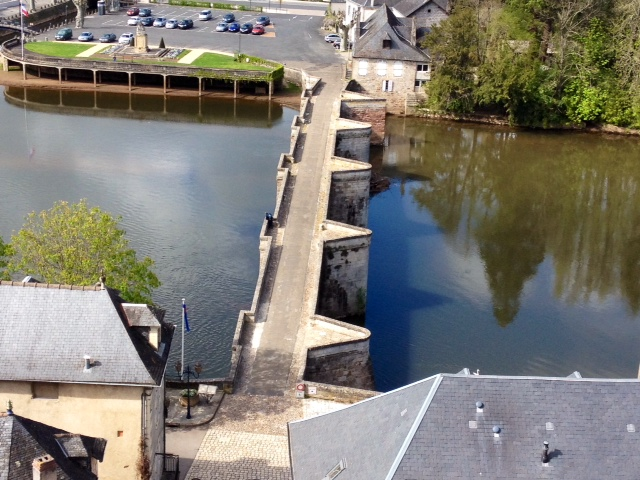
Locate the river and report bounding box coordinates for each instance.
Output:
[2,88,639,392]
[368,117,640,391]
[0,87,296,379]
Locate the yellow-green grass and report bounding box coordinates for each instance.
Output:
[190,53,273,71]
[25,42,94,58]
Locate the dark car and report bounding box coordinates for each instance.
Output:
[251,24,264,35]
[54,28,72,40]
[99,32,117,43]
[228,22,240,33]
[178,19,194,30]
[223,13,235,23]
[126,7,139,16]
[255,15,270,26]
[140,16,154,26]
[239,22,253,34]
[139,8,152,17]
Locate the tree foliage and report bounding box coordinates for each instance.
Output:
[5,200,160,303]
[423,0,640,127]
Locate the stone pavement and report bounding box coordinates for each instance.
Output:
[181,64,350,479]
[185,394,346,480]
[239,64,345,397]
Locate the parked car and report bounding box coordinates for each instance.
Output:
[140,16,154,26]
[239,22,253,34]
[324,33,340,43]
[138,8,152,17]
[228,22,240,33]
[126,7,139,16]
[198,10,212,20]
[127,16,139,26]
[118,32,134,45]
[99,33,116,43]
[153,17,167,27]
[178,19,193,30]
[251,24,265,35]
[54,28,72,40]
[222,13,235,23]
[215,22,228,32]
[165,19,179,29]
[78,31,93,42]
[255,15,270,26]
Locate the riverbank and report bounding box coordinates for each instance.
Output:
[0,69,303,109]
[415,108,640,137]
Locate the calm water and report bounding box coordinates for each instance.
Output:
[3,90,640,392]
[368,117,640,391]
[0,87,296,379]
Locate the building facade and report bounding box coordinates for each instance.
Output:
[0,282,174,480]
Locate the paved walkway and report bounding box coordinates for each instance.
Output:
[238,65,343,397]
[181,64,346,479]
[178,48,206,64]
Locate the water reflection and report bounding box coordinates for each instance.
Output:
[369,117,640,390]
[4,87,282,127]
[0,87,295,379]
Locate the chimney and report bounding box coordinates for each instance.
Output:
[32,455,57,480]
[542,441,550,463]
[411,17,416,45]
[83,355,92,372]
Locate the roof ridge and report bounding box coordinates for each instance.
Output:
[0,280,103,291]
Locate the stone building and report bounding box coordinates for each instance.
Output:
[351,5,431,115]
[0,281,174,480]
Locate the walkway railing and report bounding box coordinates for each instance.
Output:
[1,38,274,80]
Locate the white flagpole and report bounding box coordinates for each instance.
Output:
[20,3,24,60]
[181,298,185,379]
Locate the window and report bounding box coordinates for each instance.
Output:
[32,382,59,399]
[358,60,368,76]
[377,61,387,76]
[382,39,392,49]
[393,62,403,77]
[417,64,429,72]
[382,80,393,92]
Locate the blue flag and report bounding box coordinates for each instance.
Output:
[183,301,191,332]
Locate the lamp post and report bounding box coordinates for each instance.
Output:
[175,361,203,419]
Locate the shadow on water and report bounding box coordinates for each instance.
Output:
[4,86,283,128]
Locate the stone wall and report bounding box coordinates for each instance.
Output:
[327,157,371,228]
[335,119,372,161]
[353,59,421,115]
[304,343,375,390]
[340,94,386,145]
[317,225,371,320]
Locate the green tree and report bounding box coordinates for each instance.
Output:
[423,1,482,113]
[5,200,160,303]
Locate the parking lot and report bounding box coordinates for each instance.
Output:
[37,4,342,68]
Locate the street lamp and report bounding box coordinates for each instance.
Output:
[175,361,203,419]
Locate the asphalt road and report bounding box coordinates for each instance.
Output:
[33,4,343,68]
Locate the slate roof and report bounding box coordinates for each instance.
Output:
[393,0,448,17]
[0,282,174,386]
[288,373,640,479]
[353,5,430,62]
[349,0,405,9]
[0,413,106,480]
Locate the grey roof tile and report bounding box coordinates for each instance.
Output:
[0,282,174,386]
[0,413,106,480]
[289,374,640,479]
[354,5,430,62]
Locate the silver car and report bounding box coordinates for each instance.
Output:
[153,17,167,27]
[165,19,179,29]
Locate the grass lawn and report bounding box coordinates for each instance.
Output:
[25,42,94,58]
[191,53,273,71]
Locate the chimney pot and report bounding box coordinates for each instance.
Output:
[542,441,550,463]
[83,355,91,371]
